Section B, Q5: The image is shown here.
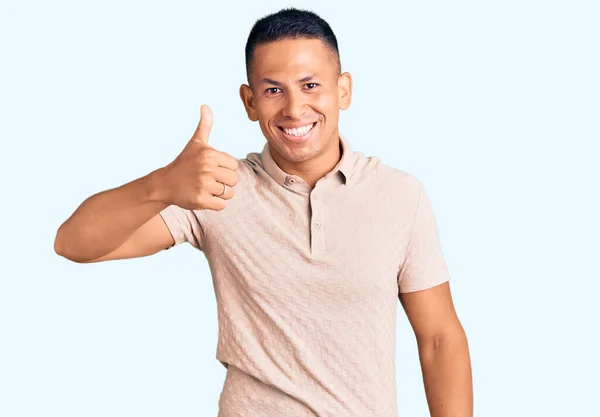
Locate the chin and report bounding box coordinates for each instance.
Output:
[274,142,319,163]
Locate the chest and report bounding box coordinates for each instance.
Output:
[202,184,412,305]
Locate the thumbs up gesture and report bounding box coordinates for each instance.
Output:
[160,105,239,211]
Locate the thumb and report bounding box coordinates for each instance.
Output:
[190,104,213,144]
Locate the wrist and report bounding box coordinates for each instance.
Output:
[146,167,171,206]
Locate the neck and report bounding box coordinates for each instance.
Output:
[271,133,342,189]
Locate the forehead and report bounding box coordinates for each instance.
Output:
[251,38,336,81]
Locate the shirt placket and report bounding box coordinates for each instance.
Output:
[284,175,328,260]
[309,187,326,260]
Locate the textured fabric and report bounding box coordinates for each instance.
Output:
[158,134,451,416]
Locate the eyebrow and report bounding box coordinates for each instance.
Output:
[261,74,316,86]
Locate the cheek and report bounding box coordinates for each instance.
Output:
[255,109,279,136]
[255,98,278,118]
[312,91,337,111]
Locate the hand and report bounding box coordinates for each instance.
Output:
[160,105,239,211]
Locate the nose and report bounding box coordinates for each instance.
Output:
[281,90,308,120]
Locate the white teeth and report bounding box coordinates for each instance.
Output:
[283,123,314,136]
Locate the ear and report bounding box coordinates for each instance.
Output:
[337,72,352,110]
[239,84,258,121]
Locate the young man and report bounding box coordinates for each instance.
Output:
[55,8,473,417]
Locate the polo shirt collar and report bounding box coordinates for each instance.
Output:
[260,133,355,187]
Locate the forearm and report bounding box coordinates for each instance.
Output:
[54,168,169,262]
[418,331,473,417]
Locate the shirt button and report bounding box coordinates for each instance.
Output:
[312,194,317,200]
[313,221,321,228]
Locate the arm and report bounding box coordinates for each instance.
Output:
[54,105,238,264]
[54,168,175,263]
[399,281,473,417]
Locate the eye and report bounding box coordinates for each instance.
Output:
[266,87,281,94]
[305,83,319,89]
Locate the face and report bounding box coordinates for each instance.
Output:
[239,38,352,171]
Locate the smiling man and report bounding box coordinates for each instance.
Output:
[239,34,349,189]
[55,7,472,417]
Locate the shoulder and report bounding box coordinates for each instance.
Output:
[240,150,262,172]
[351,151,423,199]
[237,150,264,180]
[225,151,262,191]
[209,150,264,206]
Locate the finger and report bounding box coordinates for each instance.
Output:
[212,166,239,187]
[207,180,235,200]
[203,196,228,211]
[190,104,213,144]
[212,151,240,171]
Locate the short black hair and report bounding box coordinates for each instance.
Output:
[244,8,341,83]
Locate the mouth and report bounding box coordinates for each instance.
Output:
[277,122,318,143]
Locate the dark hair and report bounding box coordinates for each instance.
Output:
[244,8,341,83]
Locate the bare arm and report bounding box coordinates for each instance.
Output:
[54,105,239,264]
[399,282,473,417]
[54,168,174,263]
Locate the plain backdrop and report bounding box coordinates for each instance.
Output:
[1,0,598,416]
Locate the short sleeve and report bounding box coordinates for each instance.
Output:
[397,182,451,293]
[158,204,205,251]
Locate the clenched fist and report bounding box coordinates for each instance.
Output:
[160,105,239,211]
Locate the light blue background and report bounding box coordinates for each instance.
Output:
[1,0,598,416]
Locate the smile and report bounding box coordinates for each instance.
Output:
[278,122,317,137]
[277,122,318,144]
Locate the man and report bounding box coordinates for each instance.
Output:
[54,7,472,417]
